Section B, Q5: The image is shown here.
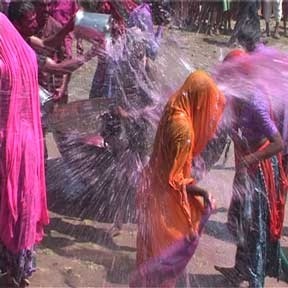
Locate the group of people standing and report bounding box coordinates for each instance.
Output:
[0,1,287,288]
[167,0,288,40]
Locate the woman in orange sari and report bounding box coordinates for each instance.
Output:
[131,70,225,287]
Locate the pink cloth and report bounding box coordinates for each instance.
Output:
[0,13,49,253]
[50,0,79,57]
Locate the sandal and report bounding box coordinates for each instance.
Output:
[214,265,246,286]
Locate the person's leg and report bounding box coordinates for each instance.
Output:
[273,0,283,38]
[215,186,248,286]
[263,0,272,36]
[245,168,272,288]
[207,2,215,35]
[283,1,288,35]
[284,14,288,36]
[42,127,48,172]
[229,1,252,45]
[215,2,223,34]
[225,10,232,33]
[198,2,210,33]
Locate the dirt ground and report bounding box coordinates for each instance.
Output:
[37,28,288,288]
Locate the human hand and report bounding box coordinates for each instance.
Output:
[186,229,199,242]
[83,45,99,62]
[53,87,66,101]
[114,106,129,119]
[196,189,211,208]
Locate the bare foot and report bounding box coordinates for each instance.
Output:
[239,280,249,288]
[20,278,30,287]
[274,31,280,39]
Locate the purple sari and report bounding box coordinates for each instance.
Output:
[130,206,212,287]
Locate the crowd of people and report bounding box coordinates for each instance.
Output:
[0,0,287,288]
[167,0,288,40]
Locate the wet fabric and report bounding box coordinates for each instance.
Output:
[128,3,163,61]
[228,146,287,287]
[89,28,153,110]
[89,3,157,101]
[130,206,211,287]
[234,88,278,144]
[214,44,288,159]
[227,85,287,286]
[0,12,49,254]
[0,243,36,285]
[134,70,225,287]
[227,79,287,243]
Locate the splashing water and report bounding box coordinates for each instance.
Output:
[213,45,288,145]
[47,26,198,224]
[44,25,288,286]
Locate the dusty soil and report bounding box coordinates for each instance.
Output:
[37,28,288,288]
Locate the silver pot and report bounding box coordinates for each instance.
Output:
[39,87,54,121]
[74,10,112,43]
[39,86,53,107]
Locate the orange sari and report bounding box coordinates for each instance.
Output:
[133,70,225,287]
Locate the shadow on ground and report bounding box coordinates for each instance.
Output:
[41,217,135,285]
[45,217,135,252]
[176,273,230,287]
[204,220,235,244]
[203,37,229,47]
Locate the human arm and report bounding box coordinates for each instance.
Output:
[186,184,211,208]
[43,56,86,74]
[29,16,75,51]
[41,46,98,75]
[241,132,283,166]
[53,74,71,101]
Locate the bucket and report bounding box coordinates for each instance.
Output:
[74,10,112,43]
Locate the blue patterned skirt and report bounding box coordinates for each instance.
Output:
[0,243,36,286]
[228,155,283,287]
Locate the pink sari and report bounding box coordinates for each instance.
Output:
[0,13,49,254]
